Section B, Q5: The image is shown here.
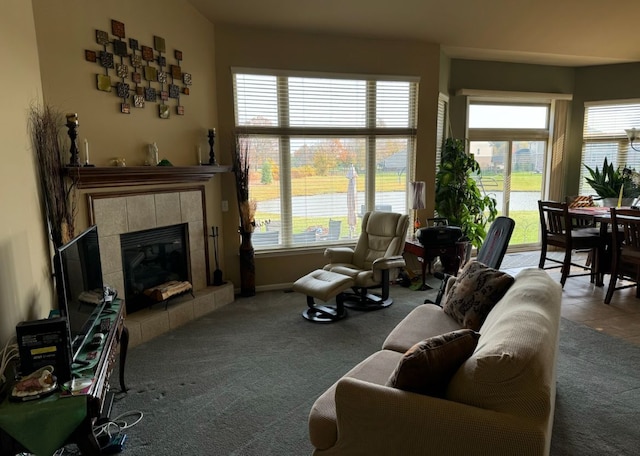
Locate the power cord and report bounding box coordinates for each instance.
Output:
[48,410,143,455]
[93,410,144,451]
[0,336,19,384]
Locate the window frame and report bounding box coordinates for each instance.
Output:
[232,68,419,250]
[579,99,640,196]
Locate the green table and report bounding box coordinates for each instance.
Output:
[0,300,127,455]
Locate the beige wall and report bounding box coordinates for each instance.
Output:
[30,0,227,289]
[447,59,575,142]
[446,59,640,198]
[32,0,218,167]
[0,1,52,343]
[7,1,640,326]
[567,63,640,196]
[214,24,442,288]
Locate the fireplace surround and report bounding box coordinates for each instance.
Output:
[87,185,233,347]
[90,188,207,299]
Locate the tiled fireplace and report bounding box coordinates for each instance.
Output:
[89,187,233,347]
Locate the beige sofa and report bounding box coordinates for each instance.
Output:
[308,268,562,456]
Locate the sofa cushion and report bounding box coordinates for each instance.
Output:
[382,303,462,353]
[386,329,480,397]
[446,268,562,420]
[442,260,514,330]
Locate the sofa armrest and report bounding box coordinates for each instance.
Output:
[324,247,355,264]
[325,377,546,456]
[371,255,406,270]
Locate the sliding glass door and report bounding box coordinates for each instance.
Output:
[468,102,550,247]
[469,140,546,246]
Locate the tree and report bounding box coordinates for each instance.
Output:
[261,160,273,184]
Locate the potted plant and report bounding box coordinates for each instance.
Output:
[584,158,640,206]
[232,134,257,297]
[434,138,498,250]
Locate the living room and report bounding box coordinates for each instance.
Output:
[2,0,640,454]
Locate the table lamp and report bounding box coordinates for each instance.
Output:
[409,181,426,233]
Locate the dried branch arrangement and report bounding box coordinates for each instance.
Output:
[28,103,78,248]
[233,134,256,233]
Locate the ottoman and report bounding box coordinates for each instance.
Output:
[293,269,355,323]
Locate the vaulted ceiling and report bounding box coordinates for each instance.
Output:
[187,0,640,67]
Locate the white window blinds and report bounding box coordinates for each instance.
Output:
[232,69,419,249]
[580,101,640,195]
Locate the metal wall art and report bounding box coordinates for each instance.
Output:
[86,19,192,118]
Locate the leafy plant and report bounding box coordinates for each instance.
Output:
[435,138,498,249]
[584,158,640,198]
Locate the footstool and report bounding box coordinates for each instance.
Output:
[293,269,355,323]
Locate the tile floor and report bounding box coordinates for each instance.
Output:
[502,251,640,346]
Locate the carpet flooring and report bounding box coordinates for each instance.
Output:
[108,275,640,456]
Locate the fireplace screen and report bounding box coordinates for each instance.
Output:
[121,223,190,313]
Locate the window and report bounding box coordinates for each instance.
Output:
[233,69,419,249]
[435,93,449,166]
[467,101,551,246]
[579,101,640,195]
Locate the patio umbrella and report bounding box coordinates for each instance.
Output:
[346,164,358,237]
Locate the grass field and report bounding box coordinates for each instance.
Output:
[250,170,543,244]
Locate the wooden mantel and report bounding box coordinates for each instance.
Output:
[64,165,232,189]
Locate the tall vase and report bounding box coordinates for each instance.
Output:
[239,230,256,297]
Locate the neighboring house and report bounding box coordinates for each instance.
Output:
[378,149,407,174]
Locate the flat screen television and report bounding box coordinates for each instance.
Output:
[54,225,106,361]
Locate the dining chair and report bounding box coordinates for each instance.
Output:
[566,195,600,267]
[538,200,604,287]
[605,208,640,304]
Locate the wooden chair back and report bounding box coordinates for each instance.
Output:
[606,208,640,303]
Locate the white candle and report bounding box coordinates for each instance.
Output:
[197,145,202,164]
[84,138,89,164]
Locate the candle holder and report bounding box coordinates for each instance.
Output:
[65,113,81,167]
[204,128,217,165]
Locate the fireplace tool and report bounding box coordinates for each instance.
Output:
[211,226,224,285]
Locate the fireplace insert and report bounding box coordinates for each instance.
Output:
[120,223,190,313]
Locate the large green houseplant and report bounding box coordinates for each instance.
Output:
[435,138,498,249]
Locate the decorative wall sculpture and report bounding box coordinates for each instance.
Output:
[86,19,192,118]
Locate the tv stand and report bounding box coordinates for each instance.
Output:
[0,300,128,456]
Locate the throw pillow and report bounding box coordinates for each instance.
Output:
[442,260,514,331]
[386,329,480,397]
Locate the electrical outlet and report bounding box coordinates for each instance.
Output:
[222,200,228,212]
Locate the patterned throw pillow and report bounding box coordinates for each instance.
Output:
[386,329,480,397]
[442,260,514,331]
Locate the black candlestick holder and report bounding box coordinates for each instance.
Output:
[204,128,217,165]
[65,113,81,167]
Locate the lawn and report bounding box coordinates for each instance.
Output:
[249,170,543,243]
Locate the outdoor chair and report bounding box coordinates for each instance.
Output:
[322,211,409,310]
[252,231,279,247]
[293,231,317,244]
[605,208,640,304]
[327,219,342,240]
[538,200,604,287]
